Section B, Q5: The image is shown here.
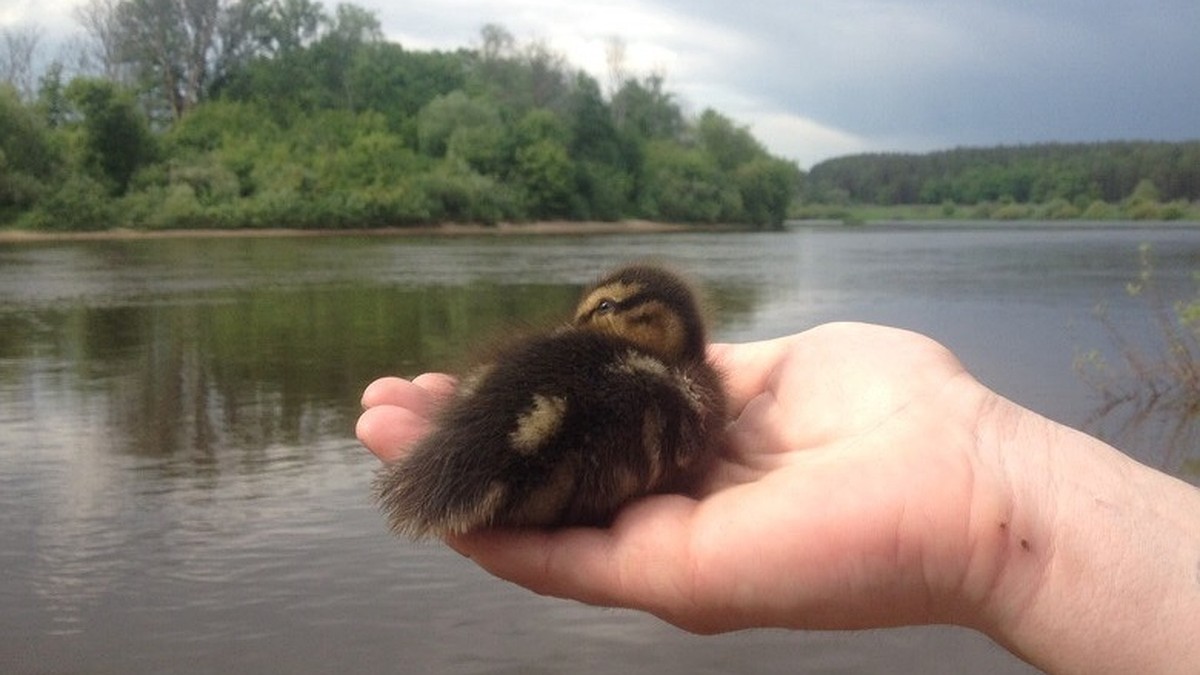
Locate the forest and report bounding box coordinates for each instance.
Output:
[3,1,1198,232]
[0,1,800,231]
[804,142,1200,221]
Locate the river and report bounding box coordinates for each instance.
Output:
[1,223,1197,673]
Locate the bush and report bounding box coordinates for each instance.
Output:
[1125,200,1162,221]
[20,175,114,230]
[735,157,801,228]
[1082,200,1118,220]
[572,161,632,221]
[639,142,730,223]
[420,166,519,225]
[992,199,1032,220]
[1041,197,1081,220]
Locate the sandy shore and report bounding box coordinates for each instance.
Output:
[0,220,710,243]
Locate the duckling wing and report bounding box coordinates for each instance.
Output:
[374,330,726,539]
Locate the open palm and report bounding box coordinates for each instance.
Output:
[357,322,1000,634]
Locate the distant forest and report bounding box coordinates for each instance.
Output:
[0,1,799,231]
[805,142,1200,220]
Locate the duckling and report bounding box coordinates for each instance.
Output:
[373,264,727,539]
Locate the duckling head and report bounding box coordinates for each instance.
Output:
[573,264,708,365]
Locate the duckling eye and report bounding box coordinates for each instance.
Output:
[596,299,616,315]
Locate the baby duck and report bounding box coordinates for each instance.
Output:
[373,264,727,539]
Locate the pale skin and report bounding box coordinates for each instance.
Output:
[356,322,1200,674]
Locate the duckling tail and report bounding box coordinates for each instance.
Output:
[372,428,510,539]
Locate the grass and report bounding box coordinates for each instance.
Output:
[790,200,1200,224]
[1075,244,1200,475]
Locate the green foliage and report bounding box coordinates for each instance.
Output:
[809,142,1200,210]
[611,74,683,140]
[573,160,632,221]
[65,78,157,195]
[20,174,115,230]
[4,12,799,231]
[735,157,802,228]
[417,91,501,158]
[1082,199,1119,220]
[696,109,765,172]
[0,85,62,218]
[1039,197,1081,220]
[640,141,740,223]
[420,163,516,225]
[347,43,465,125]
[514,139,573,218]
[1077,245,1200,452]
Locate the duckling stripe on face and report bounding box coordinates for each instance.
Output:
[574,281,644,323]
[509,394,568,456]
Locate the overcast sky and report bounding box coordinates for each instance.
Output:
[5,0,1198,167]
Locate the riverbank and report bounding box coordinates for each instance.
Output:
[0,219,719,243]
[791,201,1200,224]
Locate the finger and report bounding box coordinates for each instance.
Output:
[355,405,433,462]
[446,496,708,627]
[412,372,458,402]
[361,374,455,419]
[707,337,798,416]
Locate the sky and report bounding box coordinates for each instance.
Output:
[4,0,1199,168]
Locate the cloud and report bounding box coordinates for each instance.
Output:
[1,0,80,35]
[650,0,1200,151]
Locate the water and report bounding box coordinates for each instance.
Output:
[1,224,1197,674]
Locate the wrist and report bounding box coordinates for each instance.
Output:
[955,392,1059,652]
[965,392,1200,673]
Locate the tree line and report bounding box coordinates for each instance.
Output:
[0,1,800,231]
[805,142,1200,220]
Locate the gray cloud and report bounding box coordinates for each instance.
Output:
[646,0,1200,151]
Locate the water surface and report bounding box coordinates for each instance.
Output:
[2,224,1197,674]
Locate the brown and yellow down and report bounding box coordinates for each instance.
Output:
[374,264,727,538]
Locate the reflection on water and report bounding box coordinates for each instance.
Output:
[1,226,1196,674]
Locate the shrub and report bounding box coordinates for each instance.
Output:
[1082,200,1118,220]
[20,174,114,230]
[1041,197,1081,220]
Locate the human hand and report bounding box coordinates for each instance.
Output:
[356,322,1007,633]
[359,321,1200,673]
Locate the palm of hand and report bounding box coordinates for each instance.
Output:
[357,322,993,634]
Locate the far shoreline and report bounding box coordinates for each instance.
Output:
[0,220,727,243]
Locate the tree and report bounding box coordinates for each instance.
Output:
[347,44,466,124]
[111,0,223,120]
[66,78,157,194]
[1127,178,1160,204]
[605,36,628,99]
[417,91,502,158]
[468,24,570,113]
[257,0,326,56]
[735,157,801,227]
[0,26,43,100]
[696,109,765,172]
[515,138,572,218]
[0,85,61,216]
[640,141,738,223]
[74,0,130,83]
[567,73,622,164]
[612,73,683,141]
[310,3,382,109]
[35,62,71,128]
